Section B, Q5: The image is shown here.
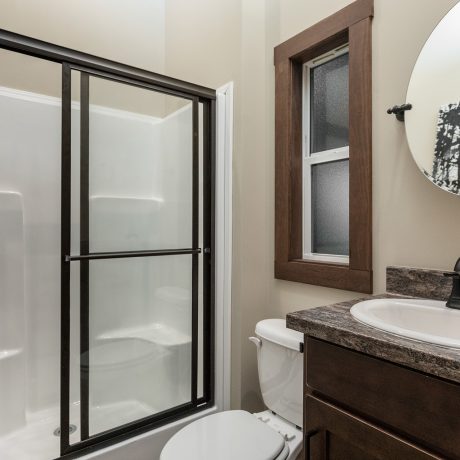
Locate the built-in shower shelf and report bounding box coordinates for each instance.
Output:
[98,323,191,348]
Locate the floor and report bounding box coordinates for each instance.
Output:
[0,400,154,460]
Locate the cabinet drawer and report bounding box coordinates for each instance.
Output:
[306,337,460,459]
[305,395,440,460]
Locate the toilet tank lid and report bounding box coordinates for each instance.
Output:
[255,319,304,352]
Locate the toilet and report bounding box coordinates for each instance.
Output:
[160,319,304,460]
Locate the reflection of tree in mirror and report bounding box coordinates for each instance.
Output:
[432,102,460,194]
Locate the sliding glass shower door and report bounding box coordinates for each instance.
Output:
[0,30,215,460]
[61,67,214,454]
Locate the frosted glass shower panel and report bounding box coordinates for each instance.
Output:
[68,255,193,440]
[0,49,62,460]
[0,34,213,458]
[67,71,206,443]
[73,75,194,253]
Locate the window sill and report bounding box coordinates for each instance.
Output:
[302,254,349,265]
[275,259,372,293]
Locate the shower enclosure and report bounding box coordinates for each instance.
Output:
[0,30,216,460]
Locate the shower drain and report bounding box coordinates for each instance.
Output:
[54,424,78,437]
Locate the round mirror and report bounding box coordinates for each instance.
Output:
[406,2,460,196]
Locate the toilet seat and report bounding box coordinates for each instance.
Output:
[160,410,288,460]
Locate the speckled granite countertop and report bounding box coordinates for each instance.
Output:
[286,267,460,384]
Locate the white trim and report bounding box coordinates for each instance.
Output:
[307,146,349,164]
[0,85,61,106]
[302,45,350,264]
[305,43,349,68]
[215,82,233,411]
[89,194,164,203]
[87,103,162,124]
[302,253,349,264]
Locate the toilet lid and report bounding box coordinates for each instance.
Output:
[160,410,286,460]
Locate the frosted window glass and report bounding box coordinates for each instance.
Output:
[311,160,349,255]
[310,53,349,153]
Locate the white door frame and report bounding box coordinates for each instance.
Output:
[214,81,233,411]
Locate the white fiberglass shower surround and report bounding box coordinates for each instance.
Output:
[0,30,231,460]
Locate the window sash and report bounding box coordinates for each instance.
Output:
[303,151,350,264]
[302,46,350,264]
[303,45,349,159]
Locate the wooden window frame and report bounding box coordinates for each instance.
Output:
[274,0,373,293]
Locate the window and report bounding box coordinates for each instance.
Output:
[274,0,373,293]
[303,46,350,264]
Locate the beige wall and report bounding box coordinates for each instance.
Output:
[228,0,460,411]
[0,0,166,115]
[1,0,460,413]
[162,0,242,408]
[0,0,165,70]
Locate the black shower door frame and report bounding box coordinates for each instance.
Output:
[0,29,216,459]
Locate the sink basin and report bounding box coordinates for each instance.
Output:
[350,298,460,348]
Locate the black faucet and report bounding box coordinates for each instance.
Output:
[444,258,460,309]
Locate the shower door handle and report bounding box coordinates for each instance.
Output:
[65,248,201,262]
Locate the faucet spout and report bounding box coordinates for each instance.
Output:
[444,258,460,309]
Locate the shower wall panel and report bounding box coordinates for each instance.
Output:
[0,83,194,428]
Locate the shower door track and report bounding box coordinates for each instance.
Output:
[0,29,216,459]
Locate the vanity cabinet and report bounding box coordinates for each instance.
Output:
[305,397,437,459]
[304,337,460,460]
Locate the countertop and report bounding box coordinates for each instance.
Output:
[286,293,460,384]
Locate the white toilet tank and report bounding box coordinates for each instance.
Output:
[254,319,304,428]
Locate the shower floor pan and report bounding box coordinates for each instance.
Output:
[0,399,154,460]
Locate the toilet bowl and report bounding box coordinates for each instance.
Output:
[160,319,304,460]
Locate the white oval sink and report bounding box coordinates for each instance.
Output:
[350,298,460,348]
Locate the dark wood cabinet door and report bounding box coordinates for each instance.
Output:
[304,396,441,460]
